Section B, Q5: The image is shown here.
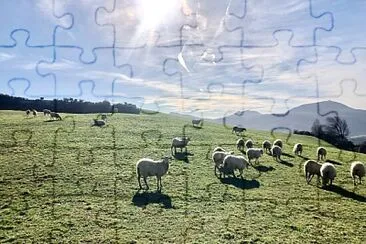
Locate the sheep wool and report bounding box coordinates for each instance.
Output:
[304,160,321,184]
[350,161,366,186]
[136,157,170,191]
[320,162,336,187]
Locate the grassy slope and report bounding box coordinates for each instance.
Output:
[0,110,365,243]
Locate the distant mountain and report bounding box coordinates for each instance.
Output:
[211,100,366,137]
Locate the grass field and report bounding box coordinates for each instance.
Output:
[0,110,365,243]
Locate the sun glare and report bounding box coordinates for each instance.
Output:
[139,0,179,30]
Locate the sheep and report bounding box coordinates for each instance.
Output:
[25,109,30,117]
[350,161,365,186]
[320,162,336,187]
[293,143,303,156]
[32,109,37,117]
[92,119,106,127]
[262,140,272,153]
[192,119,203,128]
[271,145,282,162]
[101,114,107,121]
[236,138,245,151]
[232,126,246,135]
[43,109,51,116]
[273,139,283,148]
[304,160,322,184]
[50,112,62,120]
[171,137,190,154]
[222,154,249,178]
[212,151,234,177]
[136,156,171,191]
[213,146,225,152]
[245,139,254,149]
[317,147,327,161]
[246,148,264,165]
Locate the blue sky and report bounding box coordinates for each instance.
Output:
[0,0,365,118]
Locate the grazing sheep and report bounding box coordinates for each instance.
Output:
[136,156,171,191]
[92,119,106,127]
[262,140,272,153]
[350,161,365,186]
[273,139,283,148]
[317,147,327,161]
[293,143,303,156]
[32,109,37,117]
[246,148,264,165]
[101,114,107,121]
[304,160,322,184]
[171,137,190,154]
[25,109,31,116]
[245,139,254,149]
[236,138,245,151]
[192,119,203,127]
[222,155,249,178]
[320,162,336,187]
[50,112,62,120]
[213,146,225,152]
[43,109,51,116]
[232,126,246,135]
[212,151,234,177]
[271,145,282,162]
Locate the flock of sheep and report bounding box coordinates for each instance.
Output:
[136,127,365,192]
[25,109,62,120]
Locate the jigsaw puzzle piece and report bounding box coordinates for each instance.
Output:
[54,0,113,63]
[226,0,332,47]
[0,0,66,46]
[0,31,55,97]
[312,0,366,62]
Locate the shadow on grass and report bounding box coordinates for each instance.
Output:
[173,152,193,163]
[253,165,275,172]
[43,119,59,123]
[326,159,342,165]
[219,177,260,189]
[322,185,366,202]
[282,152,295,158]
[299,155,310,160]
[278,160,294,167]
[132,191,173,208]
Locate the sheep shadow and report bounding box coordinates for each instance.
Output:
[282,152,295,158]
[172,152,193,163]
[298,155,310,160]
[326,159,342,166]
[43,119,59,123]
[278,160,294,167]
[132,191,173,208]
[253,165,275,172]
[322,185,366,202]
[219,177,260,190]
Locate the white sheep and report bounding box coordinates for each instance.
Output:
[25,109,30,117]
[317,147,327,161]
[236,138,245,151]
[212,151,234,177]
[320,162,336,187]
[92,119,106,127]
[271,145,282,162]
[43,109,51,116]
[192,119,203,127]
[245,139,254,149]
[304,160,321,184]
[101,114,107,121]
[136,156,170,191]
[246,148,263,165]
[171,137,190,154]
[293,143,303,156]
[32,109,37,117]
[50,112,62,120]
[262,140,271,153]
[222,155,249,178]
[350,161,365,186]
[213,146,225,152]
[273,139,283,148]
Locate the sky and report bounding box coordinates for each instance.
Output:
[0,0,365,119]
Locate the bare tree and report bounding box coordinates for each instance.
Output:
[311,119,323,137]
[325,115,350,139]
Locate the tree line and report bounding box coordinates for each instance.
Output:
[0,94,140,114]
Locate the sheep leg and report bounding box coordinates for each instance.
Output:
[239,169,243,179]
[137,175,142,190]
[359,176,362,184]
[143,177,149,190]
[308,174,313,184]
[354,177,356,186]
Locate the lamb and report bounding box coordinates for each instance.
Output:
[317,147,327,161]
[236,138,245,151]
[212,151,234,177]
[245,139,254,149]
[171,137,190,154]
[350,161,365,186]
[293,143,303,156]
[320,162,336,187]
[32,109,37,117]
[304,160,322,184]
[262,140,271,153]
[136,156,171,191]
[232,126,246,135]
[50,112,62,120]
[92,119,106,127]
[246,148,263,165]
[43,109,51,116]
[271,145,282,162]
[192,119,203,128]
[222,155,249,178]
[273,139,283,148]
